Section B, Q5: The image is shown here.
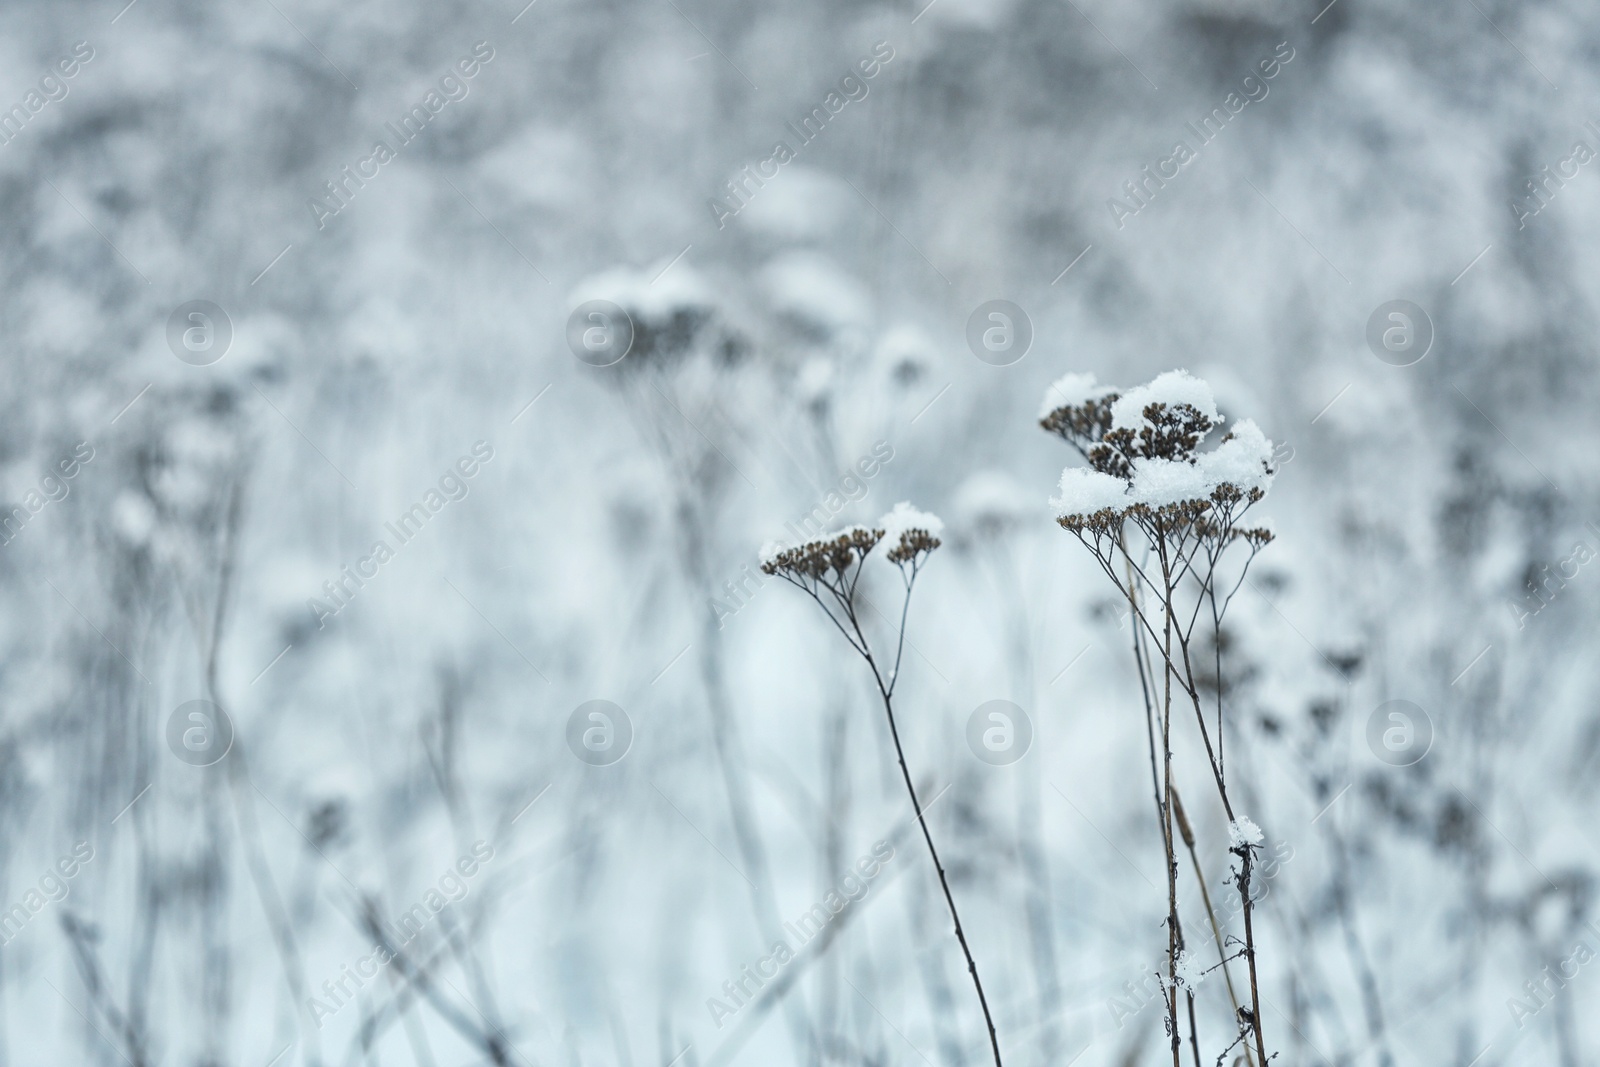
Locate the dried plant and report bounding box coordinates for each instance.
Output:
[1039,370,1277,1066]
[760,503,1005,1067]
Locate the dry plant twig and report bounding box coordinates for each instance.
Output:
[760,504,1006,1067]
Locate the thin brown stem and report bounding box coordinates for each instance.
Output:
[876,684,1003,1067]
[1123,550,1166,832]
[1238,845,1269,1067]
[785,556,1003,1067]
[1160,550,1182,1067]
[1165,573,1269,1064]
[1173,788,1254,1067]
[1186,992,1202,1067]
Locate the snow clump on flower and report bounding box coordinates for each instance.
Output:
[1109,369,1219,432]
[1042,369,1278,534]
[878,502,944,564]
[1038,371,1117,421]
[1050,468,1129,518]
[1229,817,1264,849]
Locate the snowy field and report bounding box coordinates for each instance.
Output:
[1,0,1598,1064]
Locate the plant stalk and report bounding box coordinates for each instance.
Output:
[876,686,1004,1067]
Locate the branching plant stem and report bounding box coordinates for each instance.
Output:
[774,555,1004,1067]
[1092,513,1270,1064]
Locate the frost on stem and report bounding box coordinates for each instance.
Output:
[1174,948,1208,991]
[1228,817,1264,850]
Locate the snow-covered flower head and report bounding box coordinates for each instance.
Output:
[878,501,943,564]
[570,262,714,328]
[1109,370,1219,435]
[1098,370,1222,478]
[569,261,740,371]
[760,526,882,579]
[1049,468,1128,532]
[1196,419,1275,497]
[1038,372,1120,456]
[759,502,943,579]
[1042,369,1277,541]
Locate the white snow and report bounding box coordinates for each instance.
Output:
[1051,467,1130,518]
[111,491,158,546]
[1038,371,1118,420]
[1229,817,1264,848]
[1128,457,1211,509]
[1175,949,1208,990]
[1110,370,1220,431]
[1053,412,1276,519]
[1196,418,1276,495]
[878,502,944,547]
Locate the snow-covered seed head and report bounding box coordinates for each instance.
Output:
[758,503,944,579]
[759,527,882,579]
[1038,372,1120,454]
[878,502,944,565]
[885,528,941,564]
[1098,370,1223,470]
[1046,370,1278,534]
[1050,466,1131,534]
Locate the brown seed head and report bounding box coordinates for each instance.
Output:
[885,528,941,564]
[1040,394,1120,456]
[760,527,883,579]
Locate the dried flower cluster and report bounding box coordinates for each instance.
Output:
[760,502,944,584]
[760,526,882,580]
[1042,370,1275,557]
[1040,368,1278,1067]
[885,528,941,563]
[759,501,1006,1067]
